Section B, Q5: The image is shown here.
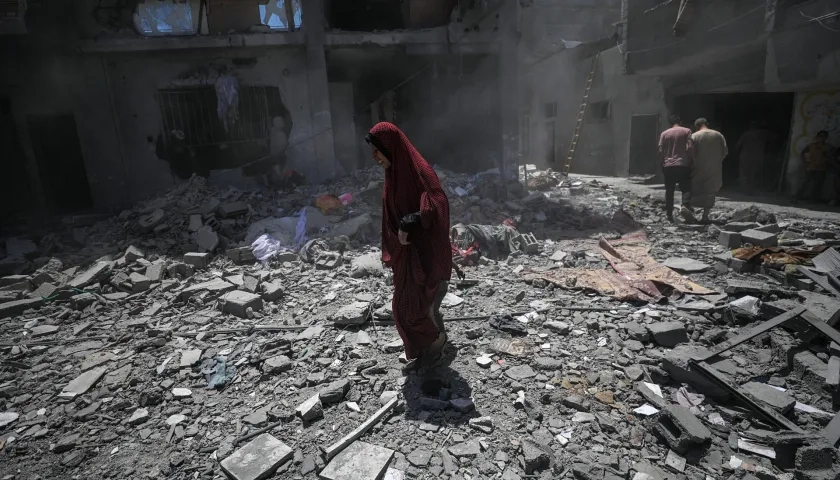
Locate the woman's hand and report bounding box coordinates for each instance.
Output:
[398,230,410,245]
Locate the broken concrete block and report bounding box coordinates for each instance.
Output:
[795,443,839,473]
[167,262,193,279]
[145,263,164,282]
[59,366,108,399]
[636,382,667,409]
[262,355,292,374]
[30,325,59,337]
[28,282,57,300]
[196,226,219,252]
[260,281,283,301]
[826,356,840,390]
[0,297,43,319]
[755,223,781,233]
[125,245,145,262]
[320,440,394,480]
[295,394,323,422]
[661,345,730,399]
[227,246,256,264]
[68,261,112,289]
[647,321,688,348]
[221,290,263,318]
[188,214,203,233]
[724,222,759,232]
[180,279,235,302]
[334,301,371,326]
[719,231,742,249]
[741,382,795,414]
[741,229,778,247]
[69,292,96,310]
[316,254,343,270]
[655,405,712,454]
[543,321,571,335]
[522,439,553,474]
[218,201,248,218]
[183,252,211,269]
[129,272,150,293]
[220,433,293,480]
[179,349,203,369]
[319,379,351,404]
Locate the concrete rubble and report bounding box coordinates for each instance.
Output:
[0,167,838,479]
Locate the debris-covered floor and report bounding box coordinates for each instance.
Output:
[1,166,839,480]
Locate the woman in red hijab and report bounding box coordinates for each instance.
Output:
[366,122,451,369]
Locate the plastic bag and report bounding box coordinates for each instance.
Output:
[295,207,308,247]
[251,233,283,262]
[339,193,353,205]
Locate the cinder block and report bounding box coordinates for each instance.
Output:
[655,405,712,454]
[647,321,688,348]
[519,233,539,254]
[183,252,211,269]
[227,247,255,264]
[719,231,742,248]
[221,290,263,318]
[741,229,778,247]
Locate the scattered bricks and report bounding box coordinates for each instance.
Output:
[260,281,283,301]
[221,290,263,318]
[655,405,712,454]
[183,252,211,269]
[724,221,759,232]
[129,272,150,293]
[826,356,840,390]
[227,246,256,264]
[741,382,795,414]
[0,297,43,319]
[145,263,164,282]
[218,201,249,218]
[68,260,112,289]
[295,394,323,422]
[124,245,145,262]
[741,229,779,247]
[220,434,293,480]
[70,292,96,310]
[647,322,688,348]
[719,231,742,248]
[519,233,539,254]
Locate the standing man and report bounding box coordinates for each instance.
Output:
[734,120,773,194]
[658,115,694,222]
[794,130,831,203]
[689,118,728,224]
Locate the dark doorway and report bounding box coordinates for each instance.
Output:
[628,114,660,175]
[0,99,32,228]
[672,92,795,191]
[27,114,93,214]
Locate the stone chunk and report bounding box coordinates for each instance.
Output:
[220,433,293,480]
[543,321,570,335]
[655,405,711,454]
[724,222,759,232]
[741,382,795,414]
[296,394,323,422]
[647,321,688,347]
[522,439,552,474]
[179,349,203,369]
[30,325,59,337]
[636,382,667,409]
[741,229,778,247]
[221,290,263,318]
[68,261,112,288]
[0,297,43,319]
[319,379,351,404]
[505,364,537,381]
[448,439,481,458]
[450,397,475,413]
[59,366,108,399]
[145,264,164,282]
[262,355,292,374]
[663,257,710,273]
[334,301,371,326]
[719,231,742,248]
[261,282,284,301]
[128,407,149,425]
[180,279,235,301]
[183,252,211,269]
[319,441,394,480]
[125,245,145,262]
[129,272,150,293]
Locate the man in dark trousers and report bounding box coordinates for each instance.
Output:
[658,115,694,222]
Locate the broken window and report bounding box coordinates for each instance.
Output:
[134,0,195,36]
[589,101,610,122]
[259,0,302,30]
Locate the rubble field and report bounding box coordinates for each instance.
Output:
[0,166,839,480]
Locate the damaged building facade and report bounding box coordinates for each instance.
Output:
[0,0,520,223]
[522,0,840,193]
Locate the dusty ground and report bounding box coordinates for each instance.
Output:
[0,168,838,480]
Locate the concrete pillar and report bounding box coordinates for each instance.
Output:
[498,0,521,180]
[301,0,337,181]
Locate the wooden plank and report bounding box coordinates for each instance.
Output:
[321,396,399,461]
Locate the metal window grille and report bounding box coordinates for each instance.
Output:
[156,85,273,148]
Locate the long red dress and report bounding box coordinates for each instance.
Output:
[369,122,452,359]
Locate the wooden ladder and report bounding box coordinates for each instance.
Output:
[561,53,600,180]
